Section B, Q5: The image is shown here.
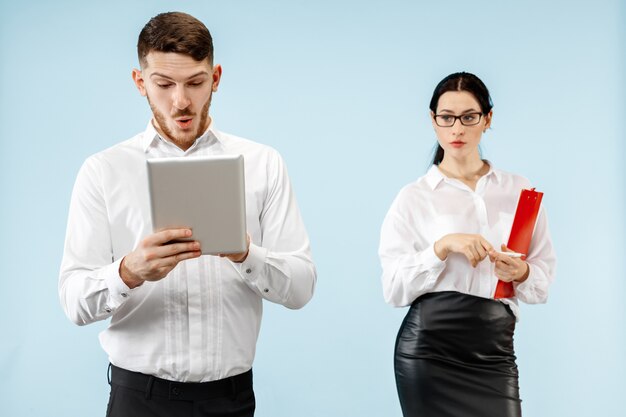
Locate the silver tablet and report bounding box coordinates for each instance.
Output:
[147,155,247,255]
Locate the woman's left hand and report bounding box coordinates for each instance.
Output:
[489,244,530,283]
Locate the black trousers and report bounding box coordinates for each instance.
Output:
[395,291,522,417]
[106,364,255,417]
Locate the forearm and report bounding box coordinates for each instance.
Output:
[513,260,552,304]
[236,243,316,309]
[59,259,130,325]
[513,206,556,304]
[381,243,447,307]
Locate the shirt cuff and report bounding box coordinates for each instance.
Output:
[426,243,447,268]
[101,258,134,314]
[513,262,545,302]
[237,243,268,285]
[234,243,292,303]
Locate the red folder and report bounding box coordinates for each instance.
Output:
[494,188,543,299]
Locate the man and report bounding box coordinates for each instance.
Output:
[59,12,316,417]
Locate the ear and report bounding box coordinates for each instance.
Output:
[430,110,437,129]
[132,68,147,97]
[483,110,493,130]
[211,64,223,92]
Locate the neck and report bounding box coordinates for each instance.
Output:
[438,155,487,180]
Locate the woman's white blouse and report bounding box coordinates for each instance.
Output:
[378,164,556,319]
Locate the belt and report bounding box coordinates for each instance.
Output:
[109,364,253,401]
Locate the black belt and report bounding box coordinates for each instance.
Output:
[109,364,253,401]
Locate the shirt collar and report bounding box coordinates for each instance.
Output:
[424,160,501,190]
[140,118,222,153]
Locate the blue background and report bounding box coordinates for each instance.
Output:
[1,0,624,416]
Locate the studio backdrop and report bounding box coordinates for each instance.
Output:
[0,1,624,416]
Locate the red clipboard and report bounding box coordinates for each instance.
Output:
[494,188,543,299]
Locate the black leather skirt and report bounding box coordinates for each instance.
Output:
[394,291,522,417]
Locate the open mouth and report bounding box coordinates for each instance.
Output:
[175,118,193,129]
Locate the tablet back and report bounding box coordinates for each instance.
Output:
[147,155,247,255]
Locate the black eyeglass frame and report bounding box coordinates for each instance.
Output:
[433,112,484,127]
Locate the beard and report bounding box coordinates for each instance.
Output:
[147,92,212,149]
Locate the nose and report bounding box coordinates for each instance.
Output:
[451,118,464,136]
[172,85,191,110]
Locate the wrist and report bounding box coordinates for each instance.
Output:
[119,257,144,289]
[433,239,448,261]
[514,262,530,283]
[232,249,249,263]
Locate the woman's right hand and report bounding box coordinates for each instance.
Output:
[434,234,495,267]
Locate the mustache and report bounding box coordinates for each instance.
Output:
[172,109,195,118]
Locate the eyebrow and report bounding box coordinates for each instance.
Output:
[150,71,210,81]
[438,108,481,114]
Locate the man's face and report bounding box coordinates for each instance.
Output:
[132,52,222,150]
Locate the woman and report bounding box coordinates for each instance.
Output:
[378,72,556,417]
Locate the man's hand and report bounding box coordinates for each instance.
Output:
[120,228,202,288]
[434,233,495,267]
[219,234,251,263]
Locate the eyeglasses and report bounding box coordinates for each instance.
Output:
[434,112,483,127]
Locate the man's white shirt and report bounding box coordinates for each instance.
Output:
[59,121,316,382]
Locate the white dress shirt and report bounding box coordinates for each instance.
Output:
[379,163,556,319]
[59,121,316,382]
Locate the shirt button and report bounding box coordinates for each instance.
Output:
[245,268,252,274]
[263,288,269,293]
[105,306,112,313]
[121,292,128,298]
[172,387,180,396]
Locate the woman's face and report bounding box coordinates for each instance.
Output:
[431,90,492,162]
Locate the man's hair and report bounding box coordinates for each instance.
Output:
[137,12,214,67]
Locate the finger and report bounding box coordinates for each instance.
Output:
[471,243,488,263]
[494,264,513,282]
[497,255,515,267]
[500,243,509,252]
[490,252,507,263]
[477,237,494,253]
[163,250,202,267]
[464,249,478,267]
[475,242,488,261]
[144,228,193,247]
[150,248,202,270]
[141,242,199,265]
[173,250,202,263]
[157,240,201,258]
[494,261,506,276]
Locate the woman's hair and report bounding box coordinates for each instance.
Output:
[429,72,493,165]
